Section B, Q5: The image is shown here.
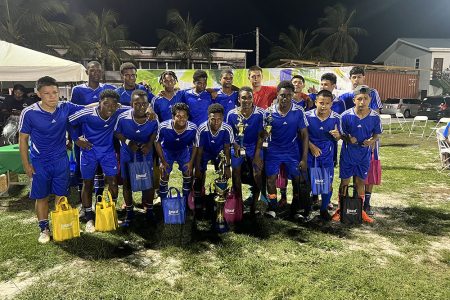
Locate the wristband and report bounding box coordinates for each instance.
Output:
[125,139,131,146]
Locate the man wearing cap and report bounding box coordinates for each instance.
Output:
[332,85,382,223]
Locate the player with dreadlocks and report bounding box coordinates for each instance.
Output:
[151,70,183,122]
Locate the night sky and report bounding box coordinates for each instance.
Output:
[70,0,450,65]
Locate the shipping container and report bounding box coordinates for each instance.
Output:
[365,72,419,100]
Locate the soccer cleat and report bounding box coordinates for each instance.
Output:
[319,210,332,221]
[331,209,340,221]
[85,220,96,233]
[38,229,51,244]
[146,209,156,224]
[327,202,334,210]
[362,210,374,223]
[364,206,374,216]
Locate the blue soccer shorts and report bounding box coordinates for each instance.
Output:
[30,156,69,199]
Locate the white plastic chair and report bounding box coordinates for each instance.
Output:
[395,112,409,131]
[409,116,428,138]
[427,118,450,139]
[436,126,450,172]
[380,114,392,134]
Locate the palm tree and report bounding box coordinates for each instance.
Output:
[313,3,368,62]
[0,0,70,53]
[65,9,139,78]
[155,9,219,68]
[262,26,319,67]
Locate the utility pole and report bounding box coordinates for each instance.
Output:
[256,27,260,66]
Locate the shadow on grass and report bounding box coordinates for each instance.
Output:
[383,143,420,148]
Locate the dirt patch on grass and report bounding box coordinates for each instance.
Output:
[345,229,404,259]
[373,192,409,209]
[419,184,450,205]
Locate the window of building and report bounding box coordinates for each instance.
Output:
[415,58,420,69]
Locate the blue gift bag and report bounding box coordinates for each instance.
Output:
[163,187,186,224]
[128,153,153,192]
[69,151,79,187]
[310,159,330,195]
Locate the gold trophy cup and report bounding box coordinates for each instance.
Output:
[214,151,229,233]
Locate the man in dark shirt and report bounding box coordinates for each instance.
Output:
[1,84,36,118]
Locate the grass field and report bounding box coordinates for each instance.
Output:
[0,126,449,299]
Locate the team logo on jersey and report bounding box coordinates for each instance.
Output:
[357,124,362,128]
[282,121,287,125]
[136,130,141,133]
[104,124,109,127]
[319,127,324,130]
[176,138,180,141]
[51,119,56,123]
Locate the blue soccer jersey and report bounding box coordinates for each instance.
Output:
[214,89,238,119]
[181,89,213,126]
[339,89,383,111]
[156,120,198,153]
[19,101,83,161]
[305,110,343,167]
[195,122,234,157]
[70,83,116,105]
[265,103,308,160]
[150,91,183,122]
[115,84,155,106]
[114,109,159,162]
[68,106,130,154]
[226,106,264,148]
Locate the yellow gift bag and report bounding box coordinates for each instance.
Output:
[50,197,80,242]
[95,191,118,232]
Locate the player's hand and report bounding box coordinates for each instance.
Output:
[363,138,375,148]
[206,88,218,99]
[145,107,157,121]
[224,166,231,179]
[252,155,263,173]
[348,134,357,144]
[298,159,307,172]
[127,140,139,152]
[306,97,314,109]
[183,161,193,176]
[309,142,322,157]
[140,81,152,92]
[329,124,341,140]
[159,160,170,177]
[140,143,151,155]
[233,144,241,157]
[24,163,35,178]
[75,137,92,150]
[194,167,202,179]
[308,86,318,94]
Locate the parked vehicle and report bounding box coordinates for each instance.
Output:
[382,98,421,118]
[417,96,450,120]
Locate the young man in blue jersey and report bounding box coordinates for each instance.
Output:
[70,61,116,207]
[339,66,383,215]
[151,71,183,122]
[264,81,309,219]
[214,69,239,119]
[332,85,382,223]
[114,90,159,226]
[69,90,129,232]
[115,62,154,106]
[305,90,342,221]
[226,87,265,214]
[193,103,234,218]
[155,103,197,201]
[291,75,314,110]
[181,70,214,126]
[19,76,84,243]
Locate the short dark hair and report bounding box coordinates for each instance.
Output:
[87,61,101,69]
[100,89,119,101]
[248,65,263,74]
[317,89,333,100]
[159,70,178,85]
[193,70,208,82]
[350,66,365,77]
[171,102,190,117]
[131,89,148,104]
[239,86,253,96]
[220,69,233,77]
[120,62,137,74]
[291,75,305,83]
[277,80,295,92]
[13,84,26,93]
[208,103,224,115]
[321,73,337,85]
[36,76,58,91]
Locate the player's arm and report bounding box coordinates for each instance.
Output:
[194,146,203,179]
[253,130,264,173]
[141,133,156,156]
[363,133,380,148]
[114,132,138,152]
[223,143,232,179]
[299,128,309,171]
[19,133,34,178]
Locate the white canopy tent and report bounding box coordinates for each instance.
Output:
[0,41,87,82]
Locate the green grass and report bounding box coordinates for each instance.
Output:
[1,126,450,299]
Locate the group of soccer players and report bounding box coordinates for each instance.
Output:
[18,61,382,244]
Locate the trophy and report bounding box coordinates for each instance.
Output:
[236,111,247,156]
[213,151,229,233]
[263,106,273,148]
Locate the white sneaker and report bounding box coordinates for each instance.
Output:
[85,220,96,233]
[78,205,85,218]
[38,229,51,244]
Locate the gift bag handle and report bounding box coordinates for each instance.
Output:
[55,196,72,212]
[97,190,114,207]
[133,149,147,163]
[168,187,181,199]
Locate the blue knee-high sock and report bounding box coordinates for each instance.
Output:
[182,176,192,197]
[320,192,333,212]
[84,207,94,221]
[364,192,372,208]
[38,219,49,232]
[159,179,168,200]
[125,205,134,220]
